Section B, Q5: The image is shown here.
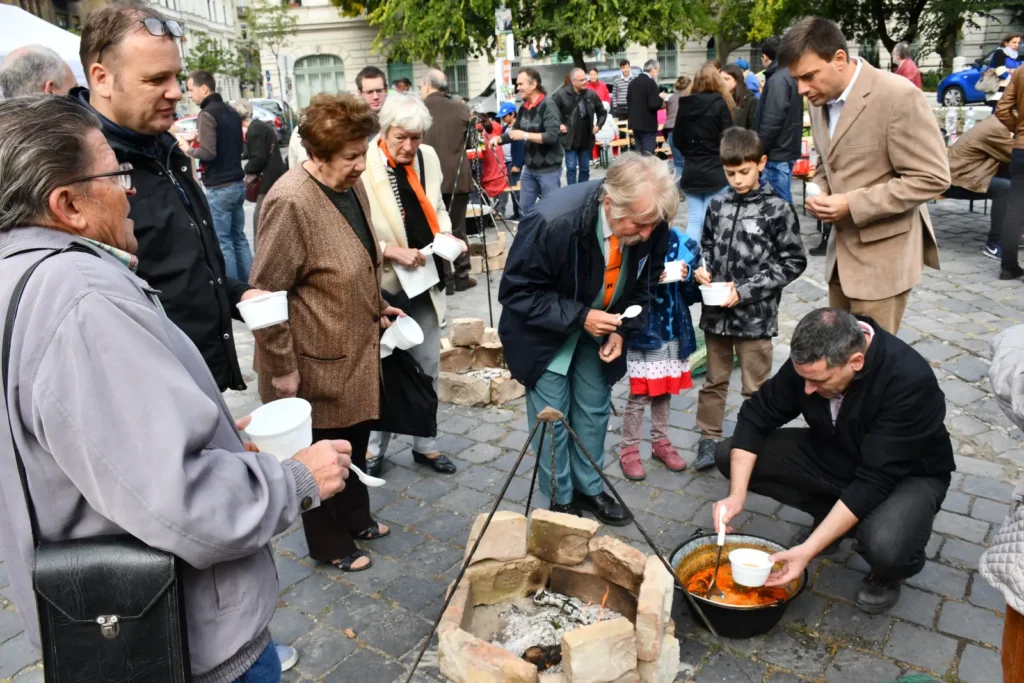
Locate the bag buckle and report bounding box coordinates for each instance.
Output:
[96,615,120,638]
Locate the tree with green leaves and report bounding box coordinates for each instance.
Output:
[184,33,240,78]
[241,0,299,98]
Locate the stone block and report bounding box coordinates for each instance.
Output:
[549,561,638,622]
[439,627,539,683]
[465,511,528,564]
[635,556,673,662]
[638,633,680,683]
[440,347,473,373]
[486,250,508,271]
[491,372,526,405]
[439,581,473,634]
[561,617,638,683]
[612,671,640,683]
[538,674,567,683]
[465,555,550,606]
[472,342,505,369]
[470,232,506,256]
[483,327,501,345]
[529,508,600,565]
[439,371,491,407]
[470,254,483,273]
[451,318,485,347]
[441,337,453,350]
[589,536,648,594]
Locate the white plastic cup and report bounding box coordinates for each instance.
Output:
[662,261,684,283]
[236,291,289,331]
[245,397,313,461]
[381,315,424,351]
[805,183,822,198]
[432,233,463,262]
[729,548,774,587]
[700,283,731,306]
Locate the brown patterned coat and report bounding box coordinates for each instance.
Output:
[250,167,385,429]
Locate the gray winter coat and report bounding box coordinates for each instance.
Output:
[0,227,319,683]
[980,324,1024,614]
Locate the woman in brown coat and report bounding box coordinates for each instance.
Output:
[250,94,404,572]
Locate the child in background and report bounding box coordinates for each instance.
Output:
[618,228,702,480]
[692,127,807,471]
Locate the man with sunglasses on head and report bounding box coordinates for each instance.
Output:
[72,4,270,402]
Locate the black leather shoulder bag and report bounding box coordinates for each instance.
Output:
[2,246,192,682]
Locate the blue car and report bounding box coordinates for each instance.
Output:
[937,50,997,107]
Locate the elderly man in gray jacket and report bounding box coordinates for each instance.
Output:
[0,94,352,683]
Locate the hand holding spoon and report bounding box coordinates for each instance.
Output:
[618,305,642,320]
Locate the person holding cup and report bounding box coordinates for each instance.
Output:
[250,93,404,573]
[363,93,467,477]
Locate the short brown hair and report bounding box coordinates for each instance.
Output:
[80,3,169,82]
[674,75,691,93]
[1003,33,1023,47]
[778,17,849,68]
[720,127,764,166]
[189,70,216,92]
[299,93,379,161]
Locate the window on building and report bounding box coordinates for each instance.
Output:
[444,53,469,98]
[657,42,678,79]
[706,38,716,62]
[607,48,629,67]
[387,60,413,88]
[293,54,345,109]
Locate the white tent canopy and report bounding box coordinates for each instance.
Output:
[0,4,86,87]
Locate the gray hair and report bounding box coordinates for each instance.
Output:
[231,98,253,121]
[0,45,71,97]
[422,68,448,92]
[893,42,912,60]
[570,68,586,80]
[790,308,868,367]
[643,59,660,73]
[378,92,433,135]
[603,152,678,224]
[0,95,100,231]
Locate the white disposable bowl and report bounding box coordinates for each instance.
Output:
[236,291,288,330]
[805,183,822,198]
[662,261,684,283]
[433,233,463,262]
[729,548,774,587]
[381,315,424,350]
[700,283,731,306]
[245,398,312,461]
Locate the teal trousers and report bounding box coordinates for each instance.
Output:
[526,335,611,505]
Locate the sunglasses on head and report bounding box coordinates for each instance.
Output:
[97,17,184,63]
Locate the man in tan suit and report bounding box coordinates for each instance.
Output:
[778,17,951,333]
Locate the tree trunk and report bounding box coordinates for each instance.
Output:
[715,34,746,65]
[937,17,964,73]
[572,49,587,70]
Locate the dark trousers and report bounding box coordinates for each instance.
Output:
[1003,150,1024,270]
[944,176,1011,247]
[715,429,949,581]
[302,422,374,562]
[634,131,657,156]
[442,192,472,284]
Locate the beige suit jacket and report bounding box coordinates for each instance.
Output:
[809,61,951,301]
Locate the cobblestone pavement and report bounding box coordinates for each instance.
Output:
[1,189,1021,682]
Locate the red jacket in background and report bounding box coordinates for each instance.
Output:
[895,58,923,89]
[585,79,611,103]
[480,120,510,198]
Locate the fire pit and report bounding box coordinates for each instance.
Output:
[437,510,679,683]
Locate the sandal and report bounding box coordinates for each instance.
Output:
[354,521,390,541]
[332,551,372,572]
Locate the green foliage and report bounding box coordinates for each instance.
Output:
[184,34,240,76]
[920,70,945,91]
[240,0,299,96]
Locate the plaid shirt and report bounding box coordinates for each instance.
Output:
[83,238,139,273]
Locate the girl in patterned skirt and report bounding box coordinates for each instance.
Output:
[618,227,701,480]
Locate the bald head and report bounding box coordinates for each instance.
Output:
[0,45,77,97]
[420,68,447,97]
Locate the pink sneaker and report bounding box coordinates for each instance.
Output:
[619,445,646,480]
[652,440,687,472]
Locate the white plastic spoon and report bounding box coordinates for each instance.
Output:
[618,305,642,320]
[348,463,386,488]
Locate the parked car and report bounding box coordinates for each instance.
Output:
[937,50,998,107]
[251,98,297,144]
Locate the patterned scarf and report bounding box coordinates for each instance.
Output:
[378,139,440,236]
[83,238,138,273]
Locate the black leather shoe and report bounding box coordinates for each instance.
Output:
[366,456,383,477]
[412,451,457,474]
[550,502,582,517]
[1000,265,1024,280]
[454,277,478,292]
[574,492,631,527]
[855,572,901,614]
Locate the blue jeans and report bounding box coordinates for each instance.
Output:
[520,167,561,216]
[564,148,592,185]
[762,160,795,205]
[234,641,281,683]
[207,181,252,282]
[634,131,657,156]
[665,130,684,180]
[683,190,725,243]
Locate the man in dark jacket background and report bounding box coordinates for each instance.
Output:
[76,4,267,394]
[552,68,607,185]
[186,69,251,282]
[421,68,476,293]
[755,37,804,205]
[627,59,663,155]
[498,153,675,525]
[712,308,954,614]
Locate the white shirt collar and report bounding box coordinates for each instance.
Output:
[601,205,613,241]
[828,58,863,106]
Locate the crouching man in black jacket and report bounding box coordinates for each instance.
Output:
[498,152,674,525]
[712,308,954,614]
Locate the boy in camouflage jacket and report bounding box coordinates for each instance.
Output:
[692,127,807,470]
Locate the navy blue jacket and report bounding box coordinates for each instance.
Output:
[498,181,668,388]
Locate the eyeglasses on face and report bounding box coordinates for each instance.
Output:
[97,18,184,64]
[68,163,135,191]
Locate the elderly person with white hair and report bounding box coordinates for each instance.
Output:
[498,152,676,525]
[364,92,466,476]
[0,45,77,97]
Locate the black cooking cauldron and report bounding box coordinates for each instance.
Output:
[669,530,808,639]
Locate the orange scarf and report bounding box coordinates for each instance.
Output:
[603,234,622,308]
[379,138,440,236]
